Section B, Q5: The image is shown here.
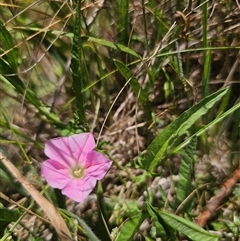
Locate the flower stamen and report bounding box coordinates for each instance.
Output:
[71,165,85,178]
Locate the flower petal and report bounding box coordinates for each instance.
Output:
[44,133,95,167]
[61,176,96,202]
[41,159,70,189]
[68,133,96,165]
[42,133,111,203]
[85,151,112,179]
[44,138,74,168]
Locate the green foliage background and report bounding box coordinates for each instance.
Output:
[0,0,239,240]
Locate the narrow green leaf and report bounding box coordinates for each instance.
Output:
[176,137,197,209]
[59,209,100,241]
[1,76,65,129]
[158,210,220,241]
[0,21,18,71]
[142,88,229,173]
[202,49,211,98]
[70,0,86,125]
[114,59,148,103]
[115,211,146,241]
[146,203,175,240]
[0,22,66,129]
[96,181,112,241]
[0,119,42,148]
[117,0,129,45]
[7,26,140,58]
[0,206,20,237]
[88,36,140,58]
[201,1,210,97]
[171,100,240,154]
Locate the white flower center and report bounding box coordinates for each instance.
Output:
[71,165,85,179]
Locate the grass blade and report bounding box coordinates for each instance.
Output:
[70,0,86,125]
[176,137,197,210]
[0,21,18,71]
[0,153,72,240]
[146,203,175,240]
[60,209,101,241]
[114,59,148,104]
[158,209,220,241]
[0,22,65,129]
[115,211,146,241]
[201,0,210,97]
[147,204,220,241]
[142,88,229,173]
[171,99,240,154]
[88,36,140,58]
[117,0,129,45]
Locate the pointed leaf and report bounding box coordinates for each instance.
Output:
[172,99,240,154]
[60,209,101,241]
[146,203,175,240]
[114,59,148,103]
[0,21,18,71]
[158,210,220,241]
[115,211,147,241]
[142,88,229,172]
[176,137,197,208]
[88,36,140,57]
[12,27,140,58]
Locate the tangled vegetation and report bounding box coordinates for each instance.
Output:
[0,0,239,240]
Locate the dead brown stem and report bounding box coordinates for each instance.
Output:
[196,166,240,227]
[0,152,72,240]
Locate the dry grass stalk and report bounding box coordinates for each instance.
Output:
[0,152,72,241]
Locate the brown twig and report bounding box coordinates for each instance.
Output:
[196,166,240,227]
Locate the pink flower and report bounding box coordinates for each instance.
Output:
[41,133,112,202]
